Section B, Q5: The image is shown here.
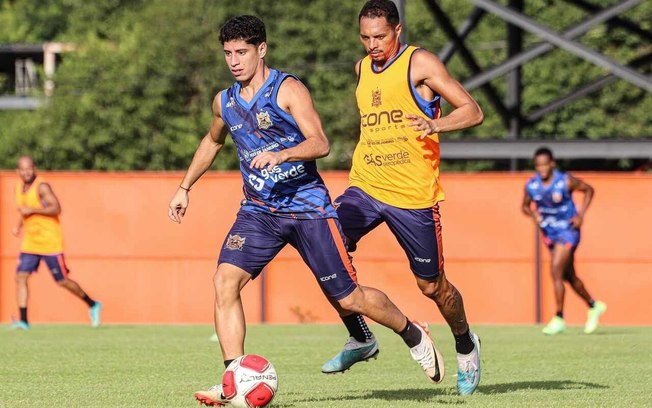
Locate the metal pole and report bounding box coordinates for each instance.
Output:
[535,226,542,324]
[392,0,407,43]
[507,0,523,171]
[471,0,652,91]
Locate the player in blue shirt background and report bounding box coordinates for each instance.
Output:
[522,147,606,335]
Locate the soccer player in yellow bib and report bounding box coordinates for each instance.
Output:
[321,0,484,396]
[11,156,102,330]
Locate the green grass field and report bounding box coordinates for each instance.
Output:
[1,324,650,407]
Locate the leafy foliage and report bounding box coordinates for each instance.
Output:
[0,0,650,170]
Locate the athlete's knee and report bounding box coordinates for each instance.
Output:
[335,290,363,314]
[562,270,575,282]
[417,272,446,299]
[15,273,29,284]
[212,267,247,305]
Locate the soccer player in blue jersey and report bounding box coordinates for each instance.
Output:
[167,15,444,406]
[522,147,606,335]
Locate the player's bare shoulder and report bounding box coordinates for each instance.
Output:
[212,90,225,117]
[410,48,446,80]
[276,75,311,111]
[355,58,363,76]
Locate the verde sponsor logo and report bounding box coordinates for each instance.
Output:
[363,150,411,166]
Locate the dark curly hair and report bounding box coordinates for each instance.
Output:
[219,15,266,45]
[359,0,400,26]
[534,146,554,161]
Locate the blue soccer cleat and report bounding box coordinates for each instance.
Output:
[321,335,379,374]
[89,302,103,328]
[457,332,481,395]
[10,320,30,330]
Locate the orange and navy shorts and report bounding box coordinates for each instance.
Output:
[17,252,70,282]
[334,187,445,281]
[218,210,358,301]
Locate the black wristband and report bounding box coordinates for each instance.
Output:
[179,185,191,192]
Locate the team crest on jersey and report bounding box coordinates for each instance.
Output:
[225,234,246,251]
[256,111,273,130]
[371,88,382,107]
[552,192,563,203]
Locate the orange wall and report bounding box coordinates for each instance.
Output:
[1,171,650,326]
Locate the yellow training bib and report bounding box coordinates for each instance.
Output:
[15,176,64,254]
[350,45,445,209]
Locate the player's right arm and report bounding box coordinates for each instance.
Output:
[11,217,23,237]
[521,187,540,225]
[567,174,594,228]
[168,92,228,223]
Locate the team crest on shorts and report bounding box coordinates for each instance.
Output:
[371,88,382,107]
[226,234,246,251]
[256,111,273,130]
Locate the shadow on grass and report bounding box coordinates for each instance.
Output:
[279,380,609,406]
[479,380,609,394]
[282,388,463,406]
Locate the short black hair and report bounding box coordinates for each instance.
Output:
[534,146,554,161]
[219,15,266,46]
[359,0,400,26]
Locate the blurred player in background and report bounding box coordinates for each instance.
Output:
[522,147,607,335]
[11,156,102,330]
[167,15,445,406]
[321,0,484,396]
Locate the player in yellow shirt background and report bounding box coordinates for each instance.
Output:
[321,0,484,396]
[11,156,102,330]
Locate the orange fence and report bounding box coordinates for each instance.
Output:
[1,171,650,326]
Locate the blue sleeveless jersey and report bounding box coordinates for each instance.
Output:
[525,170,578,236]
[220,69,336,219]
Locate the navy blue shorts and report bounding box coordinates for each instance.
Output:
[543,228,580,250]
[334,187,444,280]
[17,252,70,282]
[218,210,358,300]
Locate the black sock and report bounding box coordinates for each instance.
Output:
[454,330,475,354]
[224,359,234,369]
[82,294,96,308]
[556,311,564,318]
[588,300,595,308]
[20,307,28,324]
[397,319,422,348]
[342,313,373,342]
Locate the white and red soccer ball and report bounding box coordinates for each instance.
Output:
[222,354,278,408]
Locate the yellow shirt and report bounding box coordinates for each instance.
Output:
[15,176,64,254]
[350,45,445,209]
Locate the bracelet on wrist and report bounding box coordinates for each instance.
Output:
[179,185,191,192]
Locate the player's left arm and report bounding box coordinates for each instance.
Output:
[568,174,594,228]
[406,50,484,139]
[250,77,330,170]
[19,183,62,217]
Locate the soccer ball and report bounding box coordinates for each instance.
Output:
[222,354,278,408]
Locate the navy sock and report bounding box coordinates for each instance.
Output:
[588,300,595,308]
[342,313,373,342]
[454,330,475,354]
[19,307,28,324]
[82,294,96,308]
[556,311,564,318]
[224,359,234,369]
[398,319,422,348]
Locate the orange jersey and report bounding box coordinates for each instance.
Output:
[350,45,445,209]
[15,176,64,254]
